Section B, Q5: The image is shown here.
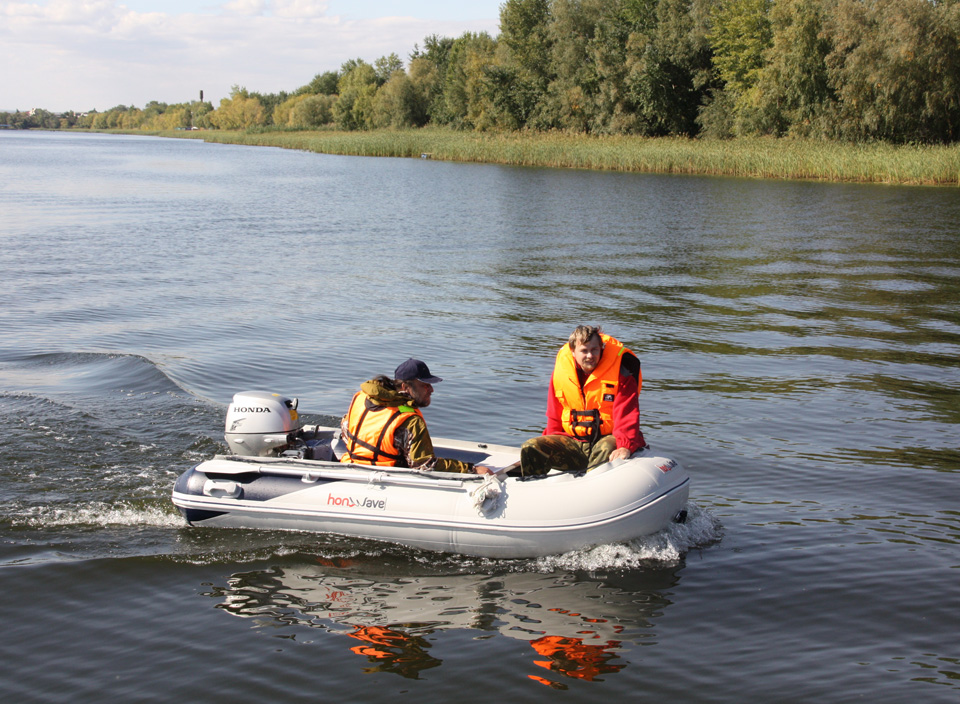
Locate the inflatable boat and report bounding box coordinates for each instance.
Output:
[171,391,690,559]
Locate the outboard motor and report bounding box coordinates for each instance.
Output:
[224,391,301,456]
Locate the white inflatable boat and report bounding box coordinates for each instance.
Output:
[171,391,690,559]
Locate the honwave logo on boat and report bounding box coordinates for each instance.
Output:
[327,493,387,511]
[656,459,677,473]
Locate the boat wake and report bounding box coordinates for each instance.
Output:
[18,500,184,530]
[532,502,722,571]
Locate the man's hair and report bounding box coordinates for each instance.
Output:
[390,375,416,393]
[372,374,397,390]
[568,325,603,350]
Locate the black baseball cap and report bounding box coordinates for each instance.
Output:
[395,358,443,383]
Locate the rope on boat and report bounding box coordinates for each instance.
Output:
[470,475,503,514]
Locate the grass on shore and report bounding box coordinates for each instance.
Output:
[146,127,960,186]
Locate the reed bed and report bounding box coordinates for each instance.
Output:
[157,128,960,186]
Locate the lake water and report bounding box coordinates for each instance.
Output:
[1,130,958,702]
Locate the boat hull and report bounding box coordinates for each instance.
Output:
[172,439,689,559]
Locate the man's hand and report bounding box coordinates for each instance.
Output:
[474,465,494,475]
[609,447,631,461]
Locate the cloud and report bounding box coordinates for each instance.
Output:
[221,0,268,16]
[220,1,329,18]
[0,0,499,112]
[273,0,329,19]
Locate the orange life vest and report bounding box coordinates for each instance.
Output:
[340,392,422,466]
[552,334,639,441]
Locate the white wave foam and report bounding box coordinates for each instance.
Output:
[22,502,183,528]
[532,502,723,572]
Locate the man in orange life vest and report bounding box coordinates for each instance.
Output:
[519,326,646,476]
[340,358,493,474]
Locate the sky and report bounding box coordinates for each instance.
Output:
[1,1,505,112]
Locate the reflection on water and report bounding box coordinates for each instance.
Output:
[346,624,441,679]
[528,635,624,686]
[204,556,679,685]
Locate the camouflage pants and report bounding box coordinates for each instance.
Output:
[519,434,618,476]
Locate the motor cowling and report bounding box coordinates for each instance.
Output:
[224,391,301,456]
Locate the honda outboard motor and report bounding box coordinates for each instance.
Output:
[224,391,301,456]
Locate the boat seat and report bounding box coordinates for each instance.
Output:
[302,437,337,461]
[329,433,348,462]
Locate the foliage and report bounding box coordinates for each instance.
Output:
[274,93,335,127]
[247,90,290,123]
[27,0,960,145]
[823,0,960,143]
[332,59,378,129]
[301,71,340,96]
[633,0,716,136]
[709,0,772,96]
[208,88,267,129]
[411,34,457,123]
[494,0,553,128]
[750,0,833,137]
[370,71,429,128]
[1,108,67,129]
[374,53,405,85]
[704,0,773,136]
[440,32,500,129]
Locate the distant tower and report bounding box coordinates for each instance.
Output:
[200,90,204,102]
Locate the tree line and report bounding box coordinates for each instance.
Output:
[0,102,214,131]
[5,0,960,144]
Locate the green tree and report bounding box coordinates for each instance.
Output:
[535,0,605,132]
[710,0,772,94]
[302,70,340,95]
[209,89,267,129]
[625,0,713,136]
[77,111,97,129]
[277,93,335,127]
[274,94,305,125]
[247,90,288,125]
[59,111,80,128]
[189,100,215,128]
[374,53,405,84]
[411,34,456,122]
[407,56,443,125]
[105,107,127,128]
[371,71,425,128]
[441,32,499,129]
[749,0,832,137]
[499,0,552,80]
[332,59,378,129]
[493,0,552,127]
[293,94,335,127]
[150,106,188,130]
[703,0,772,136]
[142,101,167,122]
[530,0,671,134]
[824,0,960,142]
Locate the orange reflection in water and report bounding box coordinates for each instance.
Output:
[347,625,441,679]
[528,633,625,684]
[523,607,626,685]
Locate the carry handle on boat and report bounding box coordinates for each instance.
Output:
[492,461,521,477]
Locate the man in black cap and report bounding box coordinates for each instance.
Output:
[340,358,492,474]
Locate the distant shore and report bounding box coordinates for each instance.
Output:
[131,128,960,186]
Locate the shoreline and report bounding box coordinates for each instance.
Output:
[128,128,960,186]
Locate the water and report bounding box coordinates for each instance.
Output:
[1,130,958,702]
